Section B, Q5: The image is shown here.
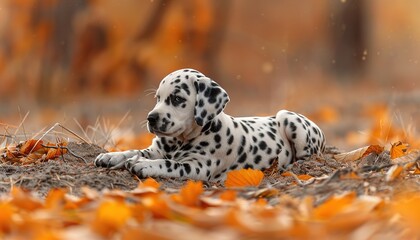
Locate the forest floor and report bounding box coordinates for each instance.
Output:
[1,142,419,202]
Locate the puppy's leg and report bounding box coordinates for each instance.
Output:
[276,110,326,167]
[94,148,162,169]
[94,136,175,169]
[125,155,219,181]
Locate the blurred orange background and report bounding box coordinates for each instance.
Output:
[0,0,418,150]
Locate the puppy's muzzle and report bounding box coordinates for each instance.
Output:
[147,112,159,129]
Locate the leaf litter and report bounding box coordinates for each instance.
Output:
[0,126,420,238]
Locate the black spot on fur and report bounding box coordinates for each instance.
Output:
[240,122,249,133]
[181,83,190,95]
[290,122,297,132]
[258,141,267,150]
[254,155,262,164]
[267,132,276,140]
[312,126,319,135]
[165,160,171,168]
[238,153,247,163]
[210,120,223,133]
[183,163,191,174]
[228,135,234,144]
[214,134,221,142]
[244,163,253,169]
[226,148,232,155]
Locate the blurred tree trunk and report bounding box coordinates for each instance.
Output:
[133,0,230,81]
[35,0,87,105]
[199,0,231,79]
[330,1,367,79]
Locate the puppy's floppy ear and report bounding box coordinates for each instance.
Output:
[194,76,229,126]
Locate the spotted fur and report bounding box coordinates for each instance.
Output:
[95,68,326,181]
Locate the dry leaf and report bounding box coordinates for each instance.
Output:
[392,150,420,164]
[313,192,357,220]
[172,180,204,207]
[361,144,384,158]
[91,201,132,237]
[141,177,160,189]
[225,169,264,188]
[45,188,67,209]
[45,142,68,160]
[390,141,408,159]
[297,174,314,181]
[220,190,237,202]
[131,178,161,196]
[334,146,370,162]
[0,202,14,232]
[19,139,44,154]
[393,194,420,234]
[385,165,404,182]
[10,188,43,211]
[252,188,279,198]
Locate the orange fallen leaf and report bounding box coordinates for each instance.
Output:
[141,177,160,189]
[361,144,384,158]
[313,192,356,220]
[385,165,404,182]
[172,180,204,207]
[253,188,279,198]
[225,169,264,188]
[91,201,132,237]
[341,171,361,180]
[10,188,43,211]
[393,193,420,234]
[19,139,44,155]
[390,141,408,159]
[0,202,14,233]
[220,190,237,201]
[297,174,314,181]
[45,142,68,160]
[45,188,67,209]
[142,194,170,219]
[392,150,420,164]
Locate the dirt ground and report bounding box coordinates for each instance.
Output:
[1,142,419,201]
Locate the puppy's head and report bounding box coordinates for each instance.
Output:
[147,69,229,138]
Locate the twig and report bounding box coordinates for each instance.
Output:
[320,168,353,186]
[28,123,89,155]
[41,144,88,164]
[59,123,90,143]
[15,109,29,138]
[0,134,13,138]
[73,118,93,143]
[288,171,316,186]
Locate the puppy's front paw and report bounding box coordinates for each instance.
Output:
[125,157,149,178]
[94,152,128,169]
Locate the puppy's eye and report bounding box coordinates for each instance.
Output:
[170,95,185,105]
[156,96,161,102]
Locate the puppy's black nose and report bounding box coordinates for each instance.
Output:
[147,112,159,127]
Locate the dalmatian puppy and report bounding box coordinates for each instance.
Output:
[95,68,326,181]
